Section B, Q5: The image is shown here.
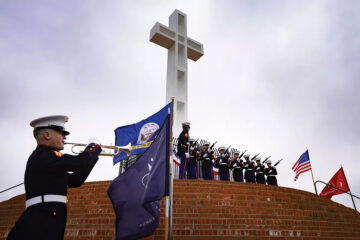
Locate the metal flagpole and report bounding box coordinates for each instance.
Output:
[165,97,175,240]
[307,148,318,195]
[341,165,357,211]
[169,97,174,240]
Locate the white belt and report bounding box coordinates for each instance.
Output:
[26,194,67,208]
[268,174,277,177]
[256,172,264,174]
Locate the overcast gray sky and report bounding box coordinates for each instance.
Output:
[1,0,359,210]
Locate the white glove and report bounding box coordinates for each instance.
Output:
[185,153,190,158]
[88,137,101,145]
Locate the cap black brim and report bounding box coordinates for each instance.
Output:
[35,126,70,136]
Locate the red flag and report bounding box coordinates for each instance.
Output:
[319,167,350,199]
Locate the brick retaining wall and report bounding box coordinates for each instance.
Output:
[1,180,359,239]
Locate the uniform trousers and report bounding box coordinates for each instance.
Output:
[7,202,66,240]
[245,171,255,183]
[202,167,213,180]
[187,165,197,179]
[179,154,188,179]
[256,173,266,184]
[267,176,278,186]
[219,172,229,181]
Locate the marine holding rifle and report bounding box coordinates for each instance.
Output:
[231,151,244,182]
[265,160,278,186]
[215,146,231,181]
[200,142,214,180]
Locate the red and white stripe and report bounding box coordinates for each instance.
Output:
[172,151,180,166]
[292,158,311,181]
[212,166,219,175]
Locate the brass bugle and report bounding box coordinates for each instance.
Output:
[65,142,132,156]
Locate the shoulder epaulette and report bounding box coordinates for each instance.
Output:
[52,150,63,157]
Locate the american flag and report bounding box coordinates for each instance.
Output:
[292,150,311,181]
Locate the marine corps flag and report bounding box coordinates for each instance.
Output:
[319,167,350,199]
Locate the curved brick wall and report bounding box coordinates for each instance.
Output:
[1,180,359,239]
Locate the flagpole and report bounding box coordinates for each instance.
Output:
[341,165,357,211]
[165,97,175,240]
[308,148,318,195]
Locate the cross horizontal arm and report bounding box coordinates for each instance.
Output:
[150,22,204,61]
[150,22,175,49]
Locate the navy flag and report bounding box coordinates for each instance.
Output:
[113,102,172,164]
[107,115,170,240]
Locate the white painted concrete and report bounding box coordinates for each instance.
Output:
[150,9,203,135]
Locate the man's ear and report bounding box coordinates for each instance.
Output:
[43,130,51,140]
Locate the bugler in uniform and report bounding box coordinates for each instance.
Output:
[255,157,265,184]
[265,160,278,186]
[177,122,190,179]
[6,115,102,240]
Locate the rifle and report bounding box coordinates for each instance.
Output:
[239,150,247,158]
[209,141,217,150]
[262,156,271,164]
[224,145,231,155]
[193,138,199,147]
[274,159,283,167]
[251,153,260,161]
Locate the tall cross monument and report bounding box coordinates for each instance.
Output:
[150,9,204,135]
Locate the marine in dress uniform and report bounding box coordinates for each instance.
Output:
[265,160,278,186]
[216,147,230,181]
[177,122,190,179]
[255,157,266,184]
[244,154,256,183]
[187,148,200,179]
[6,115,102,240]
[200,142,213,180]
[231,151,244,182]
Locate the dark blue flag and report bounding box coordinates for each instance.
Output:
[113,102,172,164]
[107,115,170,240]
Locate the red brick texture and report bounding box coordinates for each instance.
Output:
[1,180,359,239]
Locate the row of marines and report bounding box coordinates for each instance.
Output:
[177,122,278,185]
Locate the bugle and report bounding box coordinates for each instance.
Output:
[65,142,132,156]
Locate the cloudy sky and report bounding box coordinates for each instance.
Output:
[1,0,359,210]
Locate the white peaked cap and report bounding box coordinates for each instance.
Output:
[255,157,261,161]
[30,115,69,135]
[182,121,191,126]
[244,154,250,158]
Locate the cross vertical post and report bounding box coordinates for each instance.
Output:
[150,9,204,136]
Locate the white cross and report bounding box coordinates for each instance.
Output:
[150,9,204,135]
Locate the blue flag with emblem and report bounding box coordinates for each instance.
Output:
[113,102,172,165]
[107,114,170,240]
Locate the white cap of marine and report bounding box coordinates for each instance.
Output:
[30,115,69,135]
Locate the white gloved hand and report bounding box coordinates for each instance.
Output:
[88,137,101,145]
[185,153,190,158]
